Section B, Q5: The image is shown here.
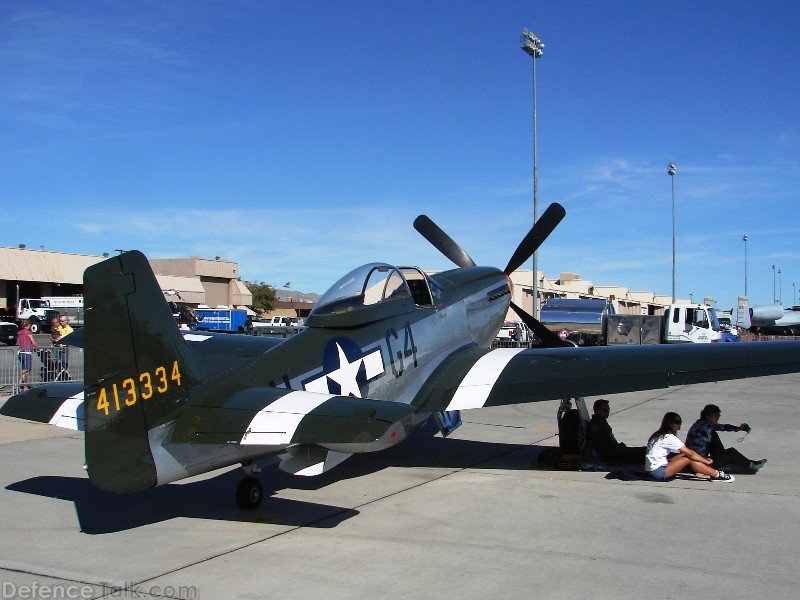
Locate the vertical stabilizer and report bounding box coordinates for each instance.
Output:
[83,251,197,493]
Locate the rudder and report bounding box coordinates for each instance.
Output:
[83,251,197,493]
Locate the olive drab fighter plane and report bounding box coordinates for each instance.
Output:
[3,203,800,510]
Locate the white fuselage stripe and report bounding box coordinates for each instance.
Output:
[240,391,334,445]
[445,349,524,411]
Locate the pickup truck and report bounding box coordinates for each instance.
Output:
[494,321,529,346]
[251,315,302,335]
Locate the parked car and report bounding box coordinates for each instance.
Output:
[0,320,18,346]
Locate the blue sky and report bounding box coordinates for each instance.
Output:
[3,1,799,308]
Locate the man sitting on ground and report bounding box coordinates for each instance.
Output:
[584,399,647,465]
[684,404,766,473]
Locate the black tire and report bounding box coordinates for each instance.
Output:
[29,319,40,334]
[235,476,263,510]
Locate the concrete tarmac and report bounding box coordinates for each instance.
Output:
[1,373,798,599]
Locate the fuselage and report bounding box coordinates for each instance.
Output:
[151,263,512,483]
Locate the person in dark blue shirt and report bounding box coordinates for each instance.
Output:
[583,399,647,465]
[684,404,766,473]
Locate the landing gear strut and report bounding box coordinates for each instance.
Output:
[557,397,590,453]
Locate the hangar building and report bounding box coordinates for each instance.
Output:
[0,247,252,314]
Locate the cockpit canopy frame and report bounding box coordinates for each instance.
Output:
[305,263,438,328]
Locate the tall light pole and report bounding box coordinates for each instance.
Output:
[668,162,677,302]
[742,234,748,297]
[772,264,776,304]
[779,268,782,305]
[521,28,544,316]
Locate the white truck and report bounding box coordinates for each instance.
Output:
[251,315,302,335]
[541,298,722,345]
[658,303,723,344]
[494,320,530,346]
[16,296,84,333]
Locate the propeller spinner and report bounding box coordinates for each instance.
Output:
[414,203,569,348]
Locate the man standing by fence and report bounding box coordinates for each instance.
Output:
[52,315,73,377]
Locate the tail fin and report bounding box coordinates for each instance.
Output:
[83,251,198,493]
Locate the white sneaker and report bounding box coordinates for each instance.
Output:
[710,470,735,482]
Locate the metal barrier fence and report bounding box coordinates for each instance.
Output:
[738,332,800,342]
[0,347,84,395]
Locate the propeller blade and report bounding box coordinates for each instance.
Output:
[504,202,566,275]
[510,301,570,348]
[413,215,476,268]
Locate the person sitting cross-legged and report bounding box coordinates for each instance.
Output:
[684,404,766,474]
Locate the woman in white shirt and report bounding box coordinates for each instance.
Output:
[645,412,734,482]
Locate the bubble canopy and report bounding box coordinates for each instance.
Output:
[310,263,411,317]
[305,262,439,328]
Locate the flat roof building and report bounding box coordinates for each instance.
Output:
[0,247,251,313]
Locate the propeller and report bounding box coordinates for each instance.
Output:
[504,202,566,275]
[414,202,569,348]
[413,215,476,269]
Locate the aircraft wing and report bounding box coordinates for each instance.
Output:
[414,342,800,413]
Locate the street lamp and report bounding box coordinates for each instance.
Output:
[772,264,776,304]
[742,234,748,297]
[668,162,677,302]
[520,28,544,317]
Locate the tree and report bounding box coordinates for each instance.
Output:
[242,281,275,315]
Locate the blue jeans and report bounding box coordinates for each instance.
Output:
[17,351,32,372]
[649,466,668,480]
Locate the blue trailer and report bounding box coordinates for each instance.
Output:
[192,308,248,333]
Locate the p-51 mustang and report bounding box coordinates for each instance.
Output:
[3,203,800,509]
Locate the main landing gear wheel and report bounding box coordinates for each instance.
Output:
[235,476,263,510]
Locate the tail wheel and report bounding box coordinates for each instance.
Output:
[235,476,263,510]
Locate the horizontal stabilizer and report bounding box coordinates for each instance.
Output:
[0,383,85,430]
[60,327,84,348]
[175,388,416,448]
